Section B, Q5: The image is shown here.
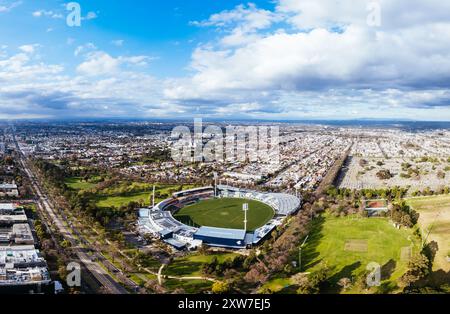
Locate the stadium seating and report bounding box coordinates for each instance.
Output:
[216,185,301,216]
[138,185,301,249]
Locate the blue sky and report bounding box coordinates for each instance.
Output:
[0,0,449,120]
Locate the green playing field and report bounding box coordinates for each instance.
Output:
[173,198,275,231]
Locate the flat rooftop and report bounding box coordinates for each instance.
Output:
[195,226,246,240]
[0,215,28,224]
[0,204,16,211]
[0,184,17,189]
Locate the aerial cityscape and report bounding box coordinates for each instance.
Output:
[0,0,448,306]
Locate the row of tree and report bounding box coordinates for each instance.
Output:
[326,186,409,200]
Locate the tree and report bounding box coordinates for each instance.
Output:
[295,274,313,294]
[60,240,71,249]
[399,254,430,288]
[244,266,268,284]
[212,281,231,294]
[58,265,68,281]
[338,278,352,291]
[376,170,392,180]
[145,279,166,293]
[297,265,329,294]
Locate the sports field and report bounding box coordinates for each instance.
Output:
[302,214,420,293]
[406,195,450,271]
[174,198,274,231]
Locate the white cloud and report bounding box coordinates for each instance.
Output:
[111,39,124,47]
[1,0,450,120]
[76,51,152,76]
[0,52,63,81]
[85,11,98,20]
[31,10,42,17]
[276,0,450,30]
[192,3,277,31]
[164,0,450,119]
[19,44,40,54]
[74,43,97,57]
[0,49,166,118]
[0,1,21,13]
[76,52,120,76]
[192,3,279,47]
[32,9,63,19]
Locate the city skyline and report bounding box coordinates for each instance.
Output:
[0,0,450,121]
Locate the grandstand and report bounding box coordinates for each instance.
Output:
[138,185,301,250]
[217,185,300,216]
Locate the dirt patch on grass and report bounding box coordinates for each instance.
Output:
[401,246,412,262]
[344,240,368,252]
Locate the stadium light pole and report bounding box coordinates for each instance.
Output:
[299,235,309,272]
[243,203,248,232]
[152,185,155,208]
[213,172,218,197]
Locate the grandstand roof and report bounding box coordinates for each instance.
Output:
[195,226,246,240]
[139,208,149,218]
[164,238,186,250]
[172,186,213,198]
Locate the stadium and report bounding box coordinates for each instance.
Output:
[138,185,301,250]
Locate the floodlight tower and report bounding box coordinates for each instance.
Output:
[299,235,309,272]
[152,185,156,208]
[213,172,218,197]
[243,203,249,232]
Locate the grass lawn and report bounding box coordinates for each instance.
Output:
[294,214,420,293]
[130,273,158,287]
[95,191,152,208]
[174,198,274,231]
[95,184,198,208]
[164,278,213,294]
[165,252,239,277]
[406,195,450,271]
[65,177,98,191]
[65,177,199,209]
[260,277,294,293]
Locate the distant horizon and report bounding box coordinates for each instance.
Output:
[3,117,450,122]
[5,117,450,131]
[3,115,450,124]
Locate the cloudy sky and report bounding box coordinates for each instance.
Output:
[0,0,449,120]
